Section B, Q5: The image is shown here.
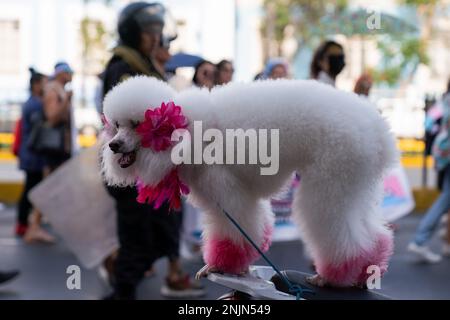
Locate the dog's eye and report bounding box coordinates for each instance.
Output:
[131,120,140,129]
[115,121,119,129]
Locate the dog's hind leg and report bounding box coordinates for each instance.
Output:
[196,198,274,278]
[292,169,393,287]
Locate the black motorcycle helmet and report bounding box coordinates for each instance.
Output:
[118,2,166,49]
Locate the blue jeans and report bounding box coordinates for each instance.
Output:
[414,165,450,245]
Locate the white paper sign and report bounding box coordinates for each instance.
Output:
[381,164,415,222]
[29,144,118,269]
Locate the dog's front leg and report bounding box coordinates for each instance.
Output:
[196,200,274,277]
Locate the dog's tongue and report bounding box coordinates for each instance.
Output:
[118,151,136,168]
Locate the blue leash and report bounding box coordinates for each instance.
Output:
[216,202,315,300]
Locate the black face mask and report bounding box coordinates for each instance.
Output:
[328,54,345,76]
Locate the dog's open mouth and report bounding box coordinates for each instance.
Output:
[118,151,137,168]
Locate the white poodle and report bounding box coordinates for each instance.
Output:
[101,76,397,287]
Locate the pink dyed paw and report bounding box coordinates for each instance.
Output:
[203,238,259,274]
[203,224,273,274]
[315,233,393,287]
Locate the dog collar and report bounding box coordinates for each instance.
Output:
[136,168,189,211]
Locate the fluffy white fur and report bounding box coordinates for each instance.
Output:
[102,76,398,287]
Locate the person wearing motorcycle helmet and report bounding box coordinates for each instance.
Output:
[103,2,165,95]
[101,2,204,300]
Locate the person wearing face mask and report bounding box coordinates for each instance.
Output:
[310,40,345,87]
[101,2,204,300]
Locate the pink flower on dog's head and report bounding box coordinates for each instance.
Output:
[136,101,188,152]
[136,169,190,211]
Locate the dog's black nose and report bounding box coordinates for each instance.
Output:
[109,140,123,153]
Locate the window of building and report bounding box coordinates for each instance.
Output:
[0,19,21,74]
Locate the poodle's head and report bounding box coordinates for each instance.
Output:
[101,76,179,187]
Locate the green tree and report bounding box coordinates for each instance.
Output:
[261,0,348,60]
[80,17,108,72]
[79,0,112,106]
[260,0,447,87]
[370,0,441,86]
[372,36,429,86]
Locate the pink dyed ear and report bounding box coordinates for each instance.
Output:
[135,101,188,152]
[101,114,116,138]
[101,114,109,127]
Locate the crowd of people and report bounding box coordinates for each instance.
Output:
[2,1,450,299]
[16,62,74,243]
[409,79,450,262]
[0,62,75,286]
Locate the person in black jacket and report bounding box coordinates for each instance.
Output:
[101,2,204,300]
